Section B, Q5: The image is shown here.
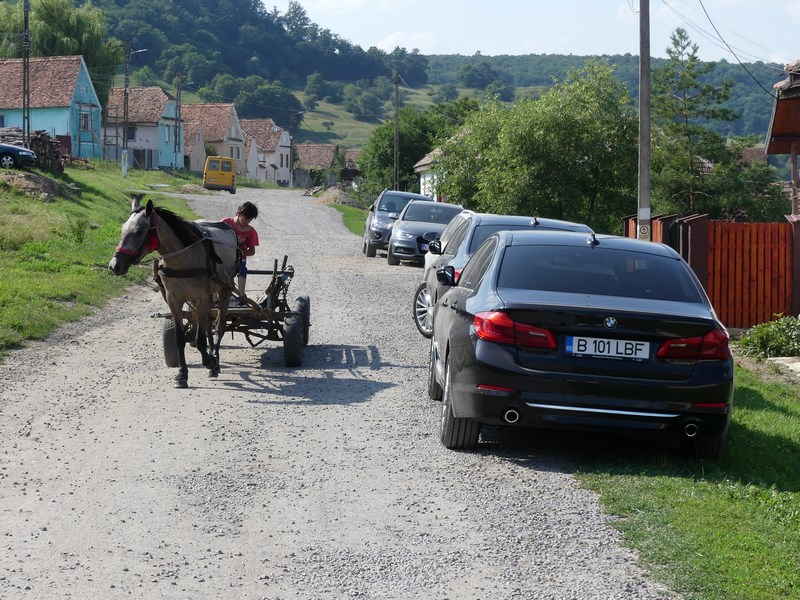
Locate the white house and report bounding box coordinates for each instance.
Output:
[240,118,291,185]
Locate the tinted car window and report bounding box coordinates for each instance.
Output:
[469,224,548,254]
[380,193,427,213]
[443,219,470,257]
[459,238,497,289]
[497,245,704,303]
[404,203,463,224]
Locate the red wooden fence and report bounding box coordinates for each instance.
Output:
[624,215,800,329]
[706,222,792,328]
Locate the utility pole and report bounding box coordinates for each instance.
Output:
[173,73,182,172]
[637,0,652,241]
[393,71,400,191]
[22,0,31,148]
[122,46,146,176]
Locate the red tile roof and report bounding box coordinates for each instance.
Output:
[344,148,361,167]
[295,143,338,169]
[183,121,203,156]
[0,56,85,109]
[240,118,284,152]
[107,87,172,124]
[180,103,235,142]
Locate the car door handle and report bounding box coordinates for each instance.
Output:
[449,300,459,312]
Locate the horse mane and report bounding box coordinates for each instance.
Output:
[154,207,203,247]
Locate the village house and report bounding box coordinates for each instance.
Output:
[180,103,245,174]
[183,120,206,172]
[104,86,182,170]
[240,118,291,185]
[0,55,102,159]
[293,143,341,188]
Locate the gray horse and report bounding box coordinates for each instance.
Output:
[109,196,239,388]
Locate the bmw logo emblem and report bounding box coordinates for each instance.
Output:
[604,317,617,329]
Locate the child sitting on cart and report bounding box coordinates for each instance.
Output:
[222,201,259,303]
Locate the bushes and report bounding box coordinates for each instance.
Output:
[738,315,800,359]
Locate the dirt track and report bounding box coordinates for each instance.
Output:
[0,188,676,599]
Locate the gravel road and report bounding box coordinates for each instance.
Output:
[0,188,678,599]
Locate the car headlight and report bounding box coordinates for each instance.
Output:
[394,231,416,240]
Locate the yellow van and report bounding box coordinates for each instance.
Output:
[203,156,236,194]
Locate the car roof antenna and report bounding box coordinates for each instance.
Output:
[586,233,600,247]
[532,217,540,227]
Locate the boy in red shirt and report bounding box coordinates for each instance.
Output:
[222,201,259,301]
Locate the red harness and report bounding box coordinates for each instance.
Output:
[115,211,159,259]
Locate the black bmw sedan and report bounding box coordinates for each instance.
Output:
[427,230,734,459]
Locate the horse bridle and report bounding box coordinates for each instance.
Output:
[114,207,159,263]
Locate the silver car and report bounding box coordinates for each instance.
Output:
[387,201,464,265]
[363,189,433,258]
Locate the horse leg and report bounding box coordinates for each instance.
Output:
[195,302,219,376]
[173,319,190,388]
[167,300,189,389]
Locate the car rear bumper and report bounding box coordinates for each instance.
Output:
[449,343,734,439]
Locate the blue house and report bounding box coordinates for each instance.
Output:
[103,86,183,170]
[0,55,102,159]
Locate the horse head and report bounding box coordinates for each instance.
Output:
[108,196,159,276]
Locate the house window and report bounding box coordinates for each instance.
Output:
[80,113,91,131]
[0,115,4,127]
[126,126,136,141]
[230,147,234,158]
[165,127,170,143]
[236,146,241,160]
[280,154,283,168]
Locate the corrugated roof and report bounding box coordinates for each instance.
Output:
[107,87,172,124]
[240,118,285,152]
[0,55,85,109]
[180,103,235,142]
[295,143,338,169]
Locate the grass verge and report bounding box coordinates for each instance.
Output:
[330,203,368,236]
[576,361,800,599]
[0,162,199,358]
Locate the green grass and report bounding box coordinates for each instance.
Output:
[0,162,199,357]
[576,364,800,599]
[330,203,368,234]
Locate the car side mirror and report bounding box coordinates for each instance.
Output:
[388,212,400,219]
[369,205,375,212]
[422,231,438,242]
[437,265,456,287]
[427,239,442,255]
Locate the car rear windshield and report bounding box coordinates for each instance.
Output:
[497,245,704,303]
[404,204,462,224]
[469,224,540,253]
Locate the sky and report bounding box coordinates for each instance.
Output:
[276,0,800,66]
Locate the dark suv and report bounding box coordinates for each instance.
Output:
[363,189,433,258]
[412,211,593,337]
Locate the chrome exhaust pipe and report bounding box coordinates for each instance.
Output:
[503,409,520,424]
[684,423,699,438]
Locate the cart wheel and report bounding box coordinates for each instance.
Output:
[295,295,311,346]
[283,316,303,367]
[163,318,180,368]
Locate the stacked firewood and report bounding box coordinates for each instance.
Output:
[0,127,64,172]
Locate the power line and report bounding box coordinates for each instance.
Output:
[695,0,776,99]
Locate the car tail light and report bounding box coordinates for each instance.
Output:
[473,312,556,350]
[453,268,463,283]
[656,329,731,360]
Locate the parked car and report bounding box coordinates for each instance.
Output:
[387,201,464,266]
[427,230,734,459]
[363,189,433,258]
[413,212,592,337]
[0,142,37,169]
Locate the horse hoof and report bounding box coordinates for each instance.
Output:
[208,369,219,378]
[174,378,188,389]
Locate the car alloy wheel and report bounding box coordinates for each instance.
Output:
[413,282,433,338]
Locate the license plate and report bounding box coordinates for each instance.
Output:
[421,243,428,252]
[566,336,649,361]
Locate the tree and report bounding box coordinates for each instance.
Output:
[0,0,124,108]
[651,28,785,220]
[436,60,638,234]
